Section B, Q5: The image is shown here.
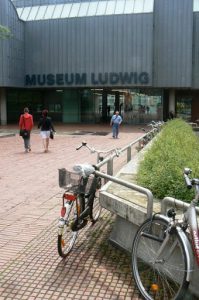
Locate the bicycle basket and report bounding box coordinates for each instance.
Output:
[58,168,93,193]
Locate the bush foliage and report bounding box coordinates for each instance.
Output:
[137,119,199,202]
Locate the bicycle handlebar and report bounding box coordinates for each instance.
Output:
[184,173,192,189]
[76,141,121,157]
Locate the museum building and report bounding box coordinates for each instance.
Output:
[0,0,199,124]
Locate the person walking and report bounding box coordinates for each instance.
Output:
[19,107,34,153]
[38,109,55,153]
[110,110,122,138]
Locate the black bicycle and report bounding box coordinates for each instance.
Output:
[57,142,120,258]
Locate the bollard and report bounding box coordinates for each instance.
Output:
[127,146,131,162]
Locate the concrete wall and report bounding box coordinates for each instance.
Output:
[3,0,199,90]
[0,0,25,87]
[153,0,193,88]
[192,12,199,88]
[24,13,153,88]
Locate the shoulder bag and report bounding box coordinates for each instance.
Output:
[50,129,54,139]
[19,116,30,139]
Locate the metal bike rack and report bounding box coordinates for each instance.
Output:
[96,128,157,176]
[95,170,154,218]
[93,127,161,218]
[161,196,199,215]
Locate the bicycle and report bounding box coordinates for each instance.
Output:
[137,121,163,151]
[132,168,199,300]
[57,142,120,258]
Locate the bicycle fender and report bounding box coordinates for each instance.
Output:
[155,214,194,282]
[176,226,194,283]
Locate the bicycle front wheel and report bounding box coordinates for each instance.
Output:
[90,190,102,223]
[132,216,189,300]
[58,195,84,258]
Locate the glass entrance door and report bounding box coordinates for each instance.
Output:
[176,97,192,121]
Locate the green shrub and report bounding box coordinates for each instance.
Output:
[137,119,199,202]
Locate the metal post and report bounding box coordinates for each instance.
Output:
[127,146,131,162]
[107,158,113,176]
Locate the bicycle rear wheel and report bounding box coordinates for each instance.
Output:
[90,178,102,223]
[132,215,189,300]
[58,195,84,258]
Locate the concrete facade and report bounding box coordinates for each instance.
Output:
[1,0,199,124]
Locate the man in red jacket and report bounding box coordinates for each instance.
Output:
[19,107,34,153]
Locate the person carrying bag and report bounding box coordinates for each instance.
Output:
[38,109,55,153]
[19,107,34,153]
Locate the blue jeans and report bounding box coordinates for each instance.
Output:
[112,124,119,138]
[23,135,31,150]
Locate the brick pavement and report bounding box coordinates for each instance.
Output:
[0,124,143,300]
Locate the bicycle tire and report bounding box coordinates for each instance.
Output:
[132,215,189,300]
[58,195,84,258]
[90,178,102,223]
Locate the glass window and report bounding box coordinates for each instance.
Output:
[105,1,116,15]
[194,0,199,12]
[15,0,154,20]
[60,3,72,18]
[122,89,163,124]
[176,98,192,121]
[134,0,144,13]
[96,1,107,16]
[43,5,55,20]
[27,6,39,20]
[124,0,135,14]
[87,2,98,16]
[35,6,47,20]
[16,7,24,18]
[115,0,125,15]
[143,0,154,12]
[69,3,81,18]
[20,6,31,21]
[52,4,64,19]
[55,104,62,112]
[78,2,89,17]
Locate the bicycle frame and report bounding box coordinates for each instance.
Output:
[184,201,199,266]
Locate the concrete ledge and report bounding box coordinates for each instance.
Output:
[100,191,147,226]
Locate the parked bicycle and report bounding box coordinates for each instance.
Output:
[132,168,199,299]
[137,121,163,151]
[57,142,120,258]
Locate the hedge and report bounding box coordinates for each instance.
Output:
[137,119,199,202]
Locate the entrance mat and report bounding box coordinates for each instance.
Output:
[70,131,93,135]
[91,132,109,136]
[68,131,109,136]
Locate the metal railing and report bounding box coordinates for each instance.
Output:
[95,170,154,218]
[59,125,162,218]
[96,128,158,176]
[161,196,199,215]
[94,127,161,218]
